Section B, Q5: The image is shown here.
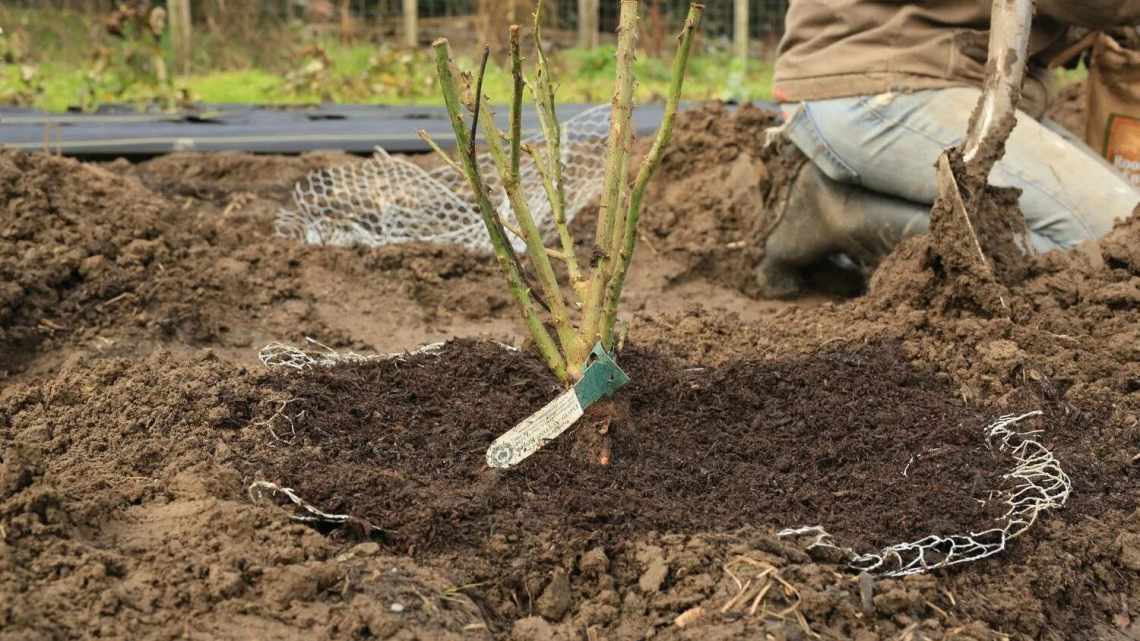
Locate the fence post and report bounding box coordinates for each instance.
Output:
[734,0,749,59]
[590,0,599,47]
[578,0,599,49]
[403,0,418,48]
[577,0,589,48]
[169,0,192,76]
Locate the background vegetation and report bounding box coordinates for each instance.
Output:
[0,4,776,112]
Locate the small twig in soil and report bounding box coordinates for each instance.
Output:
[222,192,256,216]
[892,622,920,641]
[747,580,773,616]
[97,291,136,308]
[858,572,875,616]
[723,556,816,637]
[673,607,705,628]
[925,599,950,620]
[720,577,752,613]
[639,232,660,256]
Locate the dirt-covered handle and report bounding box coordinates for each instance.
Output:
[960,0,1035,172]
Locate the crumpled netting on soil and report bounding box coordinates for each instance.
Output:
[779,411,1072,577]
[274,105,611,251]
[256,338,515,371]
[258,338,440,370]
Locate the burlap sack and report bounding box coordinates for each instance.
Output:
[1087,32,1140,188]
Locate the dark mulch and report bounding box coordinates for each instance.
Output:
[229,339,1109,556]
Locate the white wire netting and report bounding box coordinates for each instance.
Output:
[778,410,1071,577]
[257,337,444,370]
[274,105,612,251]
[256,337,518,372]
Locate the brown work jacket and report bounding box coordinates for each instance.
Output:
[774,1,1140,118]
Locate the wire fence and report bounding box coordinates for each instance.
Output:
[14,1,789,50]
[260,1,790,36]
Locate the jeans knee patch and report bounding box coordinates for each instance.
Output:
[780,102,861,184]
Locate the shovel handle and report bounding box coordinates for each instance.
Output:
[960,0,1035,169]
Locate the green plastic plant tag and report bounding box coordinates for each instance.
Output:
[572,342,631,408]
[486,343,629,469]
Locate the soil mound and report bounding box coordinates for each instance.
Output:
[867,208,1140,401]
[635,102,779,293]
[0,350,491,641]
[869,151,1031,317]
[2,338,1133,640]
[116,150,361,202]
[0,151,507,380]
[640,202,1140,409]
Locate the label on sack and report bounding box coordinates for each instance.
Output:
[1105,114,1140,188]
[486,343,629,469]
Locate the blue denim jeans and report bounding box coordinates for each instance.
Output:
[780,87,1139,252]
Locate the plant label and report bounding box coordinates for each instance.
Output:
[486,343,629,469]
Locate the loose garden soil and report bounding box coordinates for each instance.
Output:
[2,102,1140,641]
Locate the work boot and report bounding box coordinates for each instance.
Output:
[754,158,930,298]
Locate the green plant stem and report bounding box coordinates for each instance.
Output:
[416,129,464,176]
[469,46,490,160]
[594,0,639,253]
[530,0,583,291]
[601,3,702,345]
[608,121,633,280]
[476,95,585,374]
[509,26,522,182]
[579,0,639,351]
[431,37,568,383]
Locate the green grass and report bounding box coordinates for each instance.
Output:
[185,69,288,105]
[1054,61,1089,86]
[3,42,775,111]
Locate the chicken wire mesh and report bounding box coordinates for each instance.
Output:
[274,104,610,252]
[256,337,517,370]
[779,410,1071,577]
[258,337,442,370]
